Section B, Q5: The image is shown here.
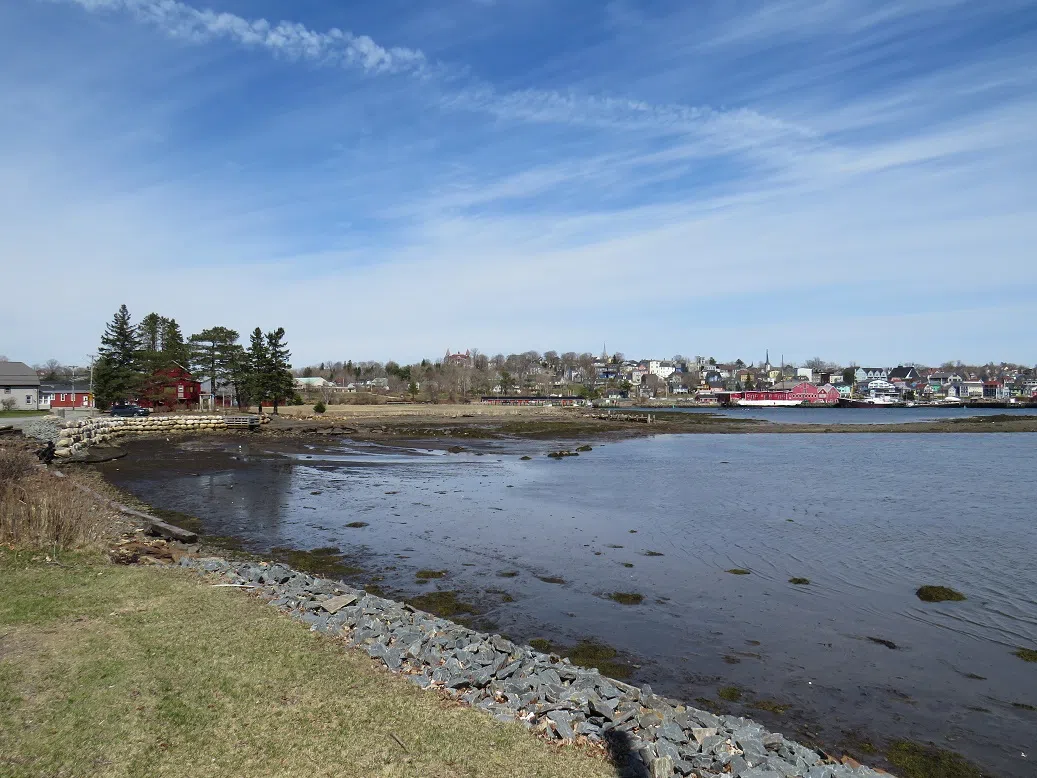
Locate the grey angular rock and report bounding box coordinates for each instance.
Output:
[657,720,686,743]
[738,769,783,778]
[321,593,359,613]
[690,727,719,744]
[546,711,575,740]
[655,738,681,763]
[589,694,618,720]
[650,756,674,778]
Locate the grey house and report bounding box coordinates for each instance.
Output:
[0,362,40,410]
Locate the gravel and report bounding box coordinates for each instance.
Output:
[17,417,64,443]
[178,555,892,778]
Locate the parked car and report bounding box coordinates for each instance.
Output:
[109,404,150,417]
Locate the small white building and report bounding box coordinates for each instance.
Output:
[294,376,336,389]
[648,360,676,379]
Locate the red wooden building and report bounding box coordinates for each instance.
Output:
[137,367,202,409]
[789,382,840,404]
[39,386,94,410]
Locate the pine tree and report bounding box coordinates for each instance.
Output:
[93,304,141,408]
[245,328,268,411]
[138,313,165,354]
[160,319,191,370]
[263,328,295,413]
[226,343,252,410]
[189,326,239,407]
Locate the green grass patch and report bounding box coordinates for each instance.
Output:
[564,640,633,680]
[916,585,966,603]
[344,521,369,529]
[718,686,742,702]
[0,552,611,778]
[642,551,664,557]
[497,571,519,578]
[886,740,985,778]
[1012,647,1037,662]
[621,562,634,568]
[750,699,789,714]
[415,569,447,580]
[726,568,751,575]
[538,576,565,585]
[789,577,810,585]
[406,590,477,620]
[148,507,204,534]
[269,546,362,578]
[607,592,644,605]
[524,637,632,680]
[0,410,49,417]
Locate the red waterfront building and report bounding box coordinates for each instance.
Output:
[137,367,202,409]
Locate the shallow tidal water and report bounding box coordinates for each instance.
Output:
[101,432,1037,776]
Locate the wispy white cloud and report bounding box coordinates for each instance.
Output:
[51,0,429,74]
[45,0,804,146]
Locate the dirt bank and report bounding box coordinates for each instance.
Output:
[257,406,1037,442]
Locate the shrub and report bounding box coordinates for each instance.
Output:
[313,401,326,414]
[0,450,106,551]
[1,398,16,411]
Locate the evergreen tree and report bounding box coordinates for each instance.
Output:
[137,312,169,387]
[245,328,268,410]
[226,343,252,410]
[93,304,141,408]
[138,313,165,353]
[189,326,239,406]
[160,318,191,370]
[263,328,295,413]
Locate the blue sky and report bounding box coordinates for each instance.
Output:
[2,0,1035,367]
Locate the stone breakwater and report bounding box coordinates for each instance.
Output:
[53,415,267,458]
[178,555,888,778]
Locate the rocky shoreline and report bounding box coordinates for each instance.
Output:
[177,554,887,778]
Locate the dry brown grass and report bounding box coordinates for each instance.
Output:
[0,449,107,551]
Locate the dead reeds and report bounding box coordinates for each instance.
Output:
[0,449,106,551]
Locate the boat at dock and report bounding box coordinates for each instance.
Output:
[839,396,905,408]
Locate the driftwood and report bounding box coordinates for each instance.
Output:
[42,467,199,544]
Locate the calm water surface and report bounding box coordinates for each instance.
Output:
[637,405,1037,425]
[101,433,1037,776]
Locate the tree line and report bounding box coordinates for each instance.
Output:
[92,305,295,411]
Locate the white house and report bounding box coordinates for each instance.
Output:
[0,362,40,411]
[294,376,336,389]
[855,367,889,383]
[648,360,676,379]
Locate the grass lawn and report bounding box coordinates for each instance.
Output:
[0,551,614,778]
[0,410,49,418]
